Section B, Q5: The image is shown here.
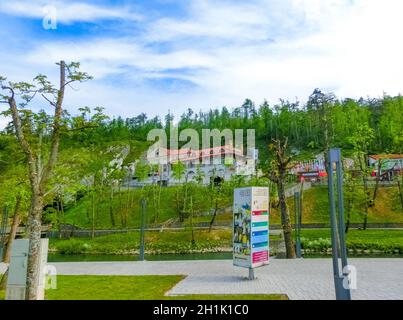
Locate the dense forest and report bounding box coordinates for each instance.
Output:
[26,89,401,158]
[0,82,402,276]
[1,88,402,209]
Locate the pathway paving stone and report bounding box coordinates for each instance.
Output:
[1,258,402,300]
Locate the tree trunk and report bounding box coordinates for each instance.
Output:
[91,191,95,239]
[397,180,403,210]
[190,197,195,245]
[278,177,296,259]
[372,160,382,205]
[126,176,131,226]
[0,268,8,290]
[209,199,219,232]
[86,185,90,222]
[57,197,62,239]
[157,182,162,221]
[176,188,183,222]
[0,196,22,290]
[363,212,368,231]
[345,197,352,234]
[152,183,157,223]
[109,187,115,227]
[25,192,44,300]
[118,183,124,227]
[359,155,370,230]
[3,196,22,263]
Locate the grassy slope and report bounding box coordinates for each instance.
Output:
[62,186,402,230]
[62,188,179,229]
[285,186,403,225]
[1,275,286,300]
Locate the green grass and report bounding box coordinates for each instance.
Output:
[61,188,180,229]
[49,230,282,255]
[299,229,403,253]
[46,275,184,300]
[284,186,403,225]
[49,230,232,255]
[61,185,403,231]
[170,294,288,300]
[1,275,287,300]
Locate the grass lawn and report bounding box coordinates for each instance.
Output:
[299,229,403,253]
[0,275,287,300]
[286,186,403,225]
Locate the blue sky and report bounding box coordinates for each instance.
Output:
[1,0,403,126]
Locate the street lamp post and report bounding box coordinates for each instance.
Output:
[327,148,351,300]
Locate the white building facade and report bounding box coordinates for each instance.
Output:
[133,144,257,186]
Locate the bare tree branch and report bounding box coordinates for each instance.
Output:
[6,94,38,188]
[40,60,66,190]
[41,93,56,106]
[1,85,15,100]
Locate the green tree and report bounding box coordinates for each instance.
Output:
[348,124,375,230]
[268,138,296,259]
[0,61,92,300]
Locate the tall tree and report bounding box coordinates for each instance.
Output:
[0,61,92,300]
[307,89,336,169]
[268,138,296,259]
[348,124,375,230]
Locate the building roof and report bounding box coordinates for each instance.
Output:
[148,144,246,163]
[369,154,403,160]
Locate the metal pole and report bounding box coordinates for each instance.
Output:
[336,160,351,299]
[248,268,255,280]
[336,160,349,269]
[328,151,342,298]
[294,192,302,258]
[328,149,351,300]
[139,199,147,261]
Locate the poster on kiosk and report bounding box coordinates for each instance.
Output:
[233,187,269,269]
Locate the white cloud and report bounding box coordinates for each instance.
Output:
[0,0,141,24]
[0,117,10,130]
[1,0,403,131]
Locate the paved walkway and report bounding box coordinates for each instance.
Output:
[1,259,402,300]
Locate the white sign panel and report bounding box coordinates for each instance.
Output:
[233,187,269,269]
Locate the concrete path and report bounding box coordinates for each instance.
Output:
[1,259,402,300]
